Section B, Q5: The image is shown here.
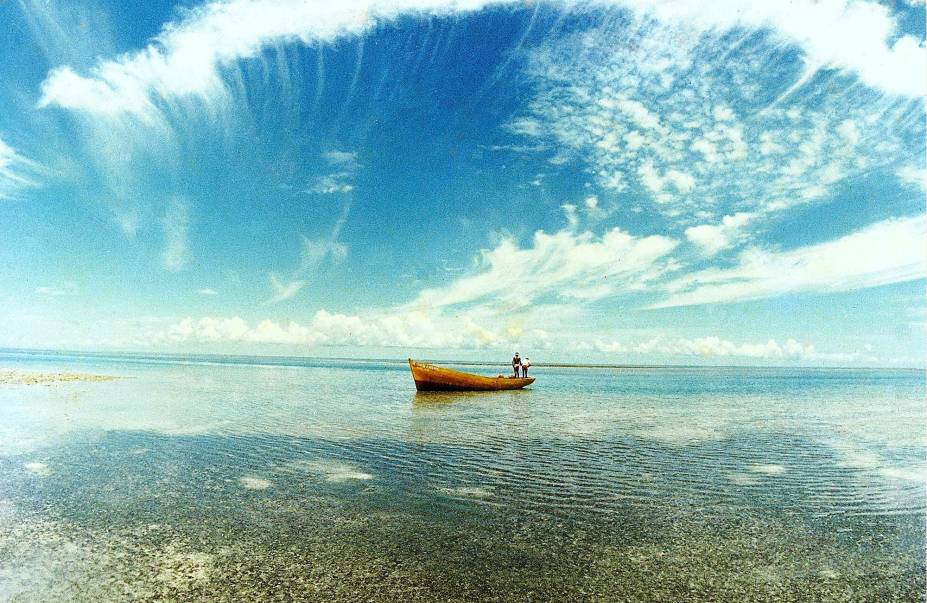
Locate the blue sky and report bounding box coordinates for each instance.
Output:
[0,0,924,366]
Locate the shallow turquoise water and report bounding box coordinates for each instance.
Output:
[0,352,924,601]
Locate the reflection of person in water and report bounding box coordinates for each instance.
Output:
[512,352,522,377]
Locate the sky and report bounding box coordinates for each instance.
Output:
[0,0,925,366]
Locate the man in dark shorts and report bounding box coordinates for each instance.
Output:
[512,352,522,377]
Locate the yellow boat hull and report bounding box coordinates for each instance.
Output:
[408,359,535,391]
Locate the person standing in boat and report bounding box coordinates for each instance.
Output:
[512,352,522,377]
[522,357,531,377]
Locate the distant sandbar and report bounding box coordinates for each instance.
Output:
[0,370,117,385]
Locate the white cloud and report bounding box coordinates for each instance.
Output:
[561,203,579,228]
[308,149,359,194]
[656,214,927,308]
[165,309,466,348]
[675,336,812,359]
[169,316,249,341]
[615,98,661,130]
[301,235,348,268]
[265,199,350,304]
[407,226,678,311]
[631,334,879,363]
[637,162,695,199]
[265,273,304,305]
[161,223,679,351]
[307,174,354,194]
[623,131,645,151]
[299,201,350,273]
[665,169,695,193]
[507,117,543,137]
[638,161,664,195]
[620,0,925,97]
[37,0,923,121]
[161,311,854,363]
[897,165,927,193]
[593,338,628,353]
[634,335,816,359]
[713,105,734,122]
[36,282,79,297]
[36,0,515,118]
[0,137,41,200]
[197,288,218,295]
[322,150,358,167]
[152,217,888,361]
[685,212,754,256]
[487,143,549,154]
[163,306,571,351]
[160,197,190,272]
[582,194,609,221]
[514,9,920,223]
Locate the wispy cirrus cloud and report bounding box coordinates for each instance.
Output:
[14,0,117,69]
[322,150,358,167]
[0,137,42,200]
[36,0,923,122]
[265,179,351,304]
[308,175,354,195]
[160,197,190,272]
[265,273,305,305]
[407,226,678,312]
[35,282,79,297]
[303,157,352,273]
[36,0,503,118]
[653,214,927,308]
[307,150,359,195]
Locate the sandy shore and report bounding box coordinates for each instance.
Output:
[0,370,117,385]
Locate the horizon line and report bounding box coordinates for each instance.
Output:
[0,346,922,373]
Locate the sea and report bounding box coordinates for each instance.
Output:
[0,350,924,601]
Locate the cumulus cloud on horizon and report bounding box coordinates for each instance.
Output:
[162,312,845,362]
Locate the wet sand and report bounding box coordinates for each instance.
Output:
[0,370,116,386]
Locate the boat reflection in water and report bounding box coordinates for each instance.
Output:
[411,389,532,407]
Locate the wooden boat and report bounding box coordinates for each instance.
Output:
[408,359,535,391]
